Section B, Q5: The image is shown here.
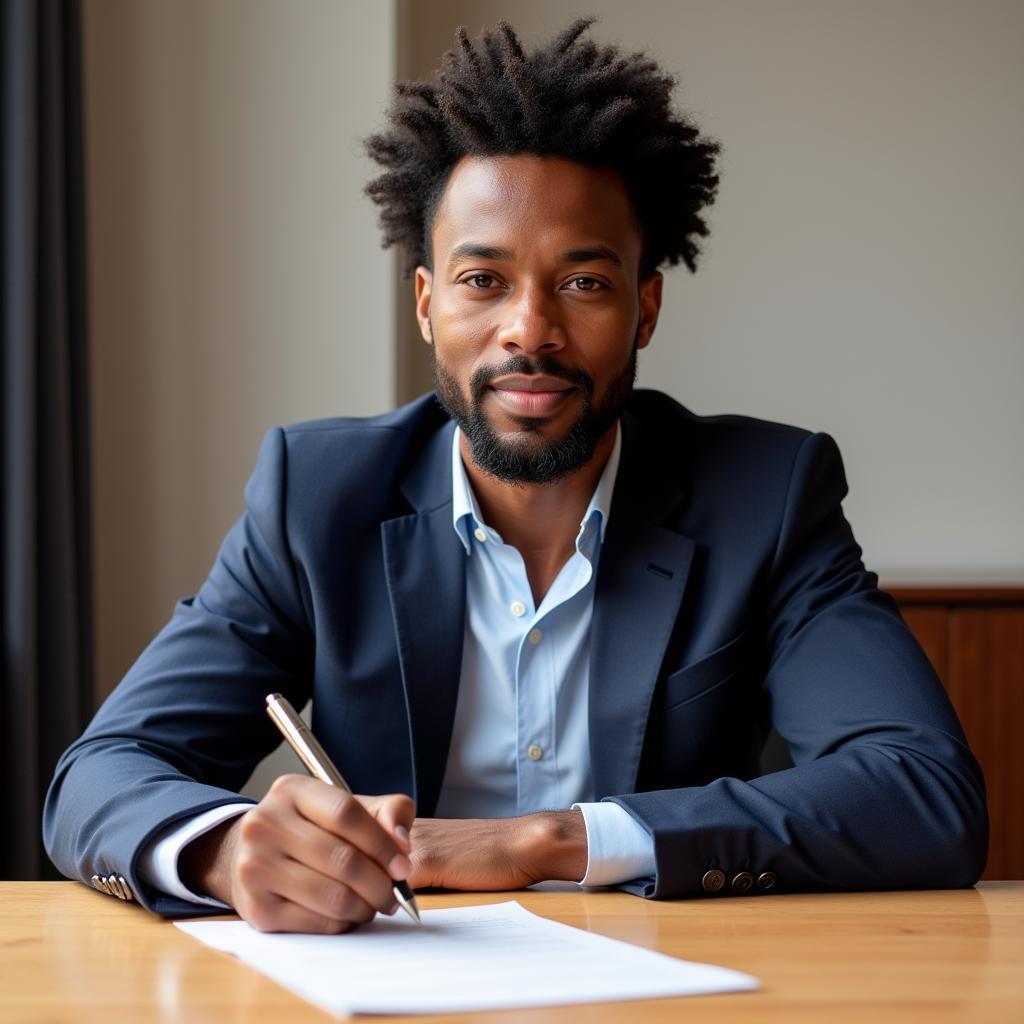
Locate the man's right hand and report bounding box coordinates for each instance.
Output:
[179,774,415,933]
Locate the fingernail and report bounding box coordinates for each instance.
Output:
[388,853,411,879]
[385,901,399,916]
[395,824,410,847]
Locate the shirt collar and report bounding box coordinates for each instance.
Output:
[451,422,622,554]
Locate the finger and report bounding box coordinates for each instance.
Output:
[242,782,399,914]
[283,779,410,879]
[243,890,361,935]
[362,793,416,853]
[277,813,398,913]
[270,854,382,928]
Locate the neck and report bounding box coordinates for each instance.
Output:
[460,426,616,603]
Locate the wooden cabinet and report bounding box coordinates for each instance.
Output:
[892,587,1024,880]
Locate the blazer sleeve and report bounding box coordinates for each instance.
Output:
[43,427,313,917]
[610,431,989,898]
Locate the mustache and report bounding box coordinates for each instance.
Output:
[469,355,594,402]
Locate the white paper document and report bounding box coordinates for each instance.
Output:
[175,900,758,1016]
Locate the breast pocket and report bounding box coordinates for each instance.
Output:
[662,632,747,712]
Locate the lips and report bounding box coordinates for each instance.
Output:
[488,374,576,417]
[489,374,573,392]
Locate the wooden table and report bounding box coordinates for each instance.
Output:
[2,882,1021,1022]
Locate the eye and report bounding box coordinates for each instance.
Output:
[462,273,502,290]
[563,276,605,292]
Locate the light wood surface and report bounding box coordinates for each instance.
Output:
[2,882,1022,1023]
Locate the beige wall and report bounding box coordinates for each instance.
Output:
[83,0,396,704]
[401,1,1024,582]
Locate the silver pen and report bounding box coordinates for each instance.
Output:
[264,692,421,925]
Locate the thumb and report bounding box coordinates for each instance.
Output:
[358,793,415,852]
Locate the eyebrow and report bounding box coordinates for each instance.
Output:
[446,243,623,271]
[446,244,513,271]
[559,247,623,267]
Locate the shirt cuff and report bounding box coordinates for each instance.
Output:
[572,801,657,886]
[137,802,253,908]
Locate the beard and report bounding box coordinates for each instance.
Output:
[432,341,637,485]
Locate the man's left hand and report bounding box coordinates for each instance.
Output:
[407,810,588,891]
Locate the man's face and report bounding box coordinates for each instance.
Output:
[415,155,662,484]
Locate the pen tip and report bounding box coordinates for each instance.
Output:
[395,891,422,925]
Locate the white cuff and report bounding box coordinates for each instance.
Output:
[137,802,253,908]
[572,801,657,886]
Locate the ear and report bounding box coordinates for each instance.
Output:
[635,272,663,351]
[414,267,434,344]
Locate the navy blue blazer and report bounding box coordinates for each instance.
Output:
[44,390,987,916]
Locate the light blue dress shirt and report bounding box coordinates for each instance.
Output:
[140,423,655,905]
[438,425,655,885]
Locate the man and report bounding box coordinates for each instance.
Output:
[44,19,986,933]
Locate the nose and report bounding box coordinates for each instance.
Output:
[496,282,567,356]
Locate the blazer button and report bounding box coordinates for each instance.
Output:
[106,876,126,900]
[757,871,778,890]
[117,875,134,902]
[731,871,754,893]
[701,869,726,892]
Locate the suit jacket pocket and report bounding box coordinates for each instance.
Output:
[662,631,747,712]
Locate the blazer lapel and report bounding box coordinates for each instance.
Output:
[589,413,696,799]
[381,421,466,817]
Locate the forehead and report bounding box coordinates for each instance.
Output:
[431,154,641,261]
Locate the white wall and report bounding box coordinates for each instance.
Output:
[83,0,397,704]
[402,0,1024,582]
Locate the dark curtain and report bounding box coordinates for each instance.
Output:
[1,0,93,879]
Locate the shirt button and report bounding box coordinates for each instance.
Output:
[510,601,526,617]
[528,744,544,761]
[473,527,487,543]
[528,628,542,645]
